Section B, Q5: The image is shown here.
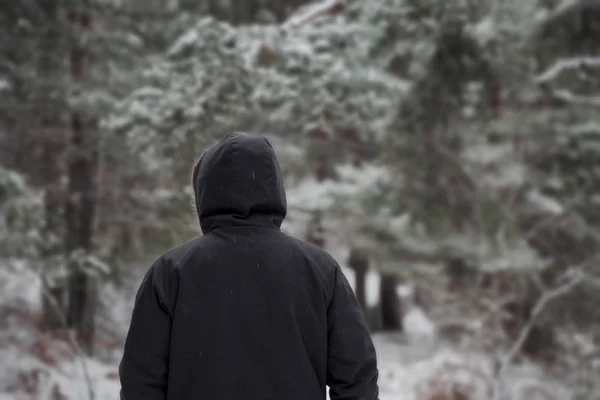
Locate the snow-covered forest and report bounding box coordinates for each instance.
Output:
[1,0,599,398]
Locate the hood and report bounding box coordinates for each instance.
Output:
[192,132,287,233]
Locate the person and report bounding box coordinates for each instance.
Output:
[119,132,379,400]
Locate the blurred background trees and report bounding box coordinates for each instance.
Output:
[1,0,599,399]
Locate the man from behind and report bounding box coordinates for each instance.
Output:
[119,132,379,400]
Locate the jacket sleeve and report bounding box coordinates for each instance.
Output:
[326,263,379,400]
[119,258,174,400]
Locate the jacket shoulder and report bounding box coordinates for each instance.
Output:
[283,234,340,273]
[160,236,205,267]
[280,234,341,306]
[147,237,205,314]
[283,233,335,256]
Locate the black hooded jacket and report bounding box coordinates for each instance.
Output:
[119,132,379,400]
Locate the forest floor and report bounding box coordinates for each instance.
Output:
[0,259,572,400]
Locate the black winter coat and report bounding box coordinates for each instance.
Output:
[119,132,379,400]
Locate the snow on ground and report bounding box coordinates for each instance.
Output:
[1,345,121,400]
[0,259,572,400]
[0,261,130,399]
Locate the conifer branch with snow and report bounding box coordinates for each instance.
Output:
[281,0,347,31]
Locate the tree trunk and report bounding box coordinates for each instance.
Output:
[64,10,98,354]
[306,130,330,248]
[347,248,369,315]
[37,0,68,332]
[379,273,403,332]
[305,210,326,248]
[40,158,67,330]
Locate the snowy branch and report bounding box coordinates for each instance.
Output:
[552,89,600,107]
[534,56,600,84]
[505,269,584,361]
[491,267,587,400]
[282,0,347,31]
